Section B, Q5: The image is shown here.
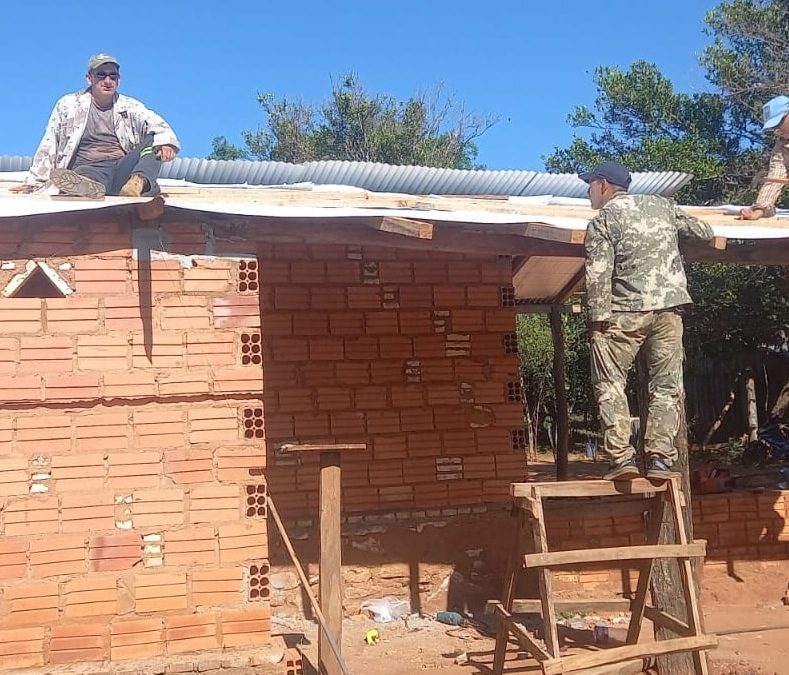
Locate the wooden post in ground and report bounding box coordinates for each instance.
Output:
[550,306,569,480]
[280,443,367,675]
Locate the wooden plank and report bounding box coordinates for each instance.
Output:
[493,511,527,674]
[374,216,434,239]
[643,607,693,637]
[667,477,710,675]
[318,451,343,675]
[512,479,668,499]
[279,443,367,453]
[530,488,561,659]
[493,605,552,662]
[625,492,665,645]
[710,235,727,250]
[542,635,718,675]
[523,542,706,568]
[486,598,632,615]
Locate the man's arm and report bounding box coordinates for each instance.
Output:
[740,139,788,220]
[585,212,615,324]
[129,100,180,158]
[13,102,62,190]
[674,205,714,242]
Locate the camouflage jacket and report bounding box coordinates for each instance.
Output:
[753,137,789,218]
[584,193,714,322]
[24,89,180,187]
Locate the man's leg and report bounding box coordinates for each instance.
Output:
[591,312,647,477]
[109,133,162,196]
[642,309,684,476]
[50,161,114,198]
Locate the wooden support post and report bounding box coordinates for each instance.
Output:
[279,443,366,675]
[550,305,569,481]
[320,451,342,675]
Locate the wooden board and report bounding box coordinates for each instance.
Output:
[522,542,706,568]
[512,478,669,499]
[542,635,718,675]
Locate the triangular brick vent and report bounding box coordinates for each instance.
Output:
[2,261,72,298]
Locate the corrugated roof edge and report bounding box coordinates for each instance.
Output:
[0,155,693,198]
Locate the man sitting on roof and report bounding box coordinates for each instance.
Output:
[581,161,714,481]
[739,95,789,221]
[10,53,179,199]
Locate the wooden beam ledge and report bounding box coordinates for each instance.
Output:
[373,216,434,239]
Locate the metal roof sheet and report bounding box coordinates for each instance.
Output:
[0,155,692,197]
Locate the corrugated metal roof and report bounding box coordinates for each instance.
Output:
[0,155,692,197]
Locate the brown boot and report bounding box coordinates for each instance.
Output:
[50,168,105,199]
[119,174,147,197]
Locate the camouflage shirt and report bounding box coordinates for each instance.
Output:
[753,137,789,218]
[24,89,180,187]
[584,193,714,322]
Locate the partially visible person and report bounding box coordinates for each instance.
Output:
[581,161,714,481]
[739,95,789,221]
[10,53,179,198]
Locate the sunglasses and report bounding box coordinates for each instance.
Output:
[93,71,119,81]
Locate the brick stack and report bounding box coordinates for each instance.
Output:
[0,221,270,670]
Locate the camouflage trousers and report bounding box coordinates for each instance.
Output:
[590,309,684,464]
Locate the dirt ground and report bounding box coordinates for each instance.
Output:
[274,560,789,675]
[271,454,789,675]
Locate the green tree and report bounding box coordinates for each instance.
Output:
[543,0,789,442]
[545,0,789,207]
[209,73,496,169]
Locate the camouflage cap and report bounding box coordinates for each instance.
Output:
[87,53,120,72]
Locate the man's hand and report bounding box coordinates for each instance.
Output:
[588,321,610,336]
[155,145,178,162]
[9,184,35,194]
[737,207,764,221]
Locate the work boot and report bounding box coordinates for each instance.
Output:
[119,174,148,197]
[646,455,673,481]
[50,168,105,199]
[603,458,640,481]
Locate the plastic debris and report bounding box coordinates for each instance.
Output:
[359,597,411,623]
[435,611,465,626]
[364,628,380,645]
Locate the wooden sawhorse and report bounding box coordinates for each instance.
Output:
[492,477,717,674]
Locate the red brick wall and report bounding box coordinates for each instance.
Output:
[0,219,527,669]
[256,243,526,515]
[0,220,270,670]
[543,490,789,593]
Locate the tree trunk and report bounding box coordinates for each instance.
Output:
[550,306,570,481]
[743,367,759,443]
[637,355,705,674]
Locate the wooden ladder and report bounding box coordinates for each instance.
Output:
[492,477,717,675]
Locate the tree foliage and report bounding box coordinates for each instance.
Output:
[209,73,496,169]
[545,0,789,207]
[536,0,789,445]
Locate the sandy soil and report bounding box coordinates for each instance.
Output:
[275,563,789,675]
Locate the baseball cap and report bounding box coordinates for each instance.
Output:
[87,53,120,72]
[578,161,632,189]
[762,95,789,130]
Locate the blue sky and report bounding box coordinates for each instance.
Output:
[0,0,719,170]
